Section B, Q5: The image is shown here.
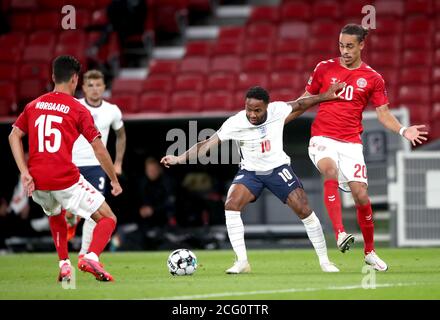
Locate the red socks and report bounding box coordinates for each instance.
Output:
[48,209,68,261]
[323,179,345,239]
[356,201,375,254]
[88,217,116,256]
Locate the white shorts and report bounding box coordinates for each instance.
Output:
[32,175,105,220]
[308,136,368,192]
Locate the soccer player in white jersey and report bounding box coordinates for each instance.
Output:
[161,83,345,274]
[67,70,126,260]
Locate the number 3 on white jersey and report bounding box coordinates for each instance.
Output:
[35,114,63,153]
[337,85,353,100]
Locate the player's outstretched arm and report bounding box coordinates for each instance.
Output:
[114,126,126,175]
[9,127,35,197]
[161,133,221,168]
[376,105,429,146]
[285,82,346,124]
[91,138,123,196]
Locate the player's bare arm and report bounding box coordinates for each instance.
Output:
[376,104,429,146]
[284,82,346,124]
[91,137,123,196]
[161,133,221,168]
[114,126,126,175]
[8,126,35,196]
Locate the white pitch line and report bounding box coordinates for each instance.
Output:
[142,282,420,300]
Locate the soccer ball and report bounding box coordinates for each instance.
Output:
[167,249,198,276]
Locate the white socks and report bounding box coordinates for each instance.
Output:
[225,210,247,262]
[302,212,330,265]
[59,259,71,268]
[84,252,99,262]
[79,218,97,256]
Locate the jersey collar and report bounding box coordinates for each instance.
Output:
[84,98,103,108]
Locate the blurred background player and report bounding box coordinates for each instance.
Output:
[161,83,345,274]
[286,24,428,271]
[8,55,122,282]
[66,69,126,261]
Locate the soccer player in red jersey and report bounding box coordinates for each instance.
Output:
[286,24,428,271]
[8,56,123,282]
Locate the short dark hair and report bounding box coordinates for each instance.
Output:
[246,86,269,104]
[341,24,369,42]
[52,55,81,84]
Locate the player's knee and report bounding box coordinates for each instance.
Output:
[352,188,369,205]
[224,198,242,212]
[322,167,338,179]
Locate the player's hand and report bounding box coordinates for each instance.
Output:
[114,162,123,176]
[110,180,123,196]
[21,171,35,197]
[160,155,179,168]
[403,125,429,146]
[322,82,346,101]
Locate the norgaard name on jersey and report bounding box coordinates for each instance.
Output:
[35,101,70,114]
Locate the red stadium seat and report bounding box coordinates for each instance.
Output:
[273,38,307,54]
[435,32,440,48]
[18,79,48,102]
[234,91,246,110]
[242,55,271,73]
[342,1,372,19]
[278,22,309,39]
[435,49,440,65]
[404,0,433,15]
[399,85,430,104]
[248,6,280,24]
[10,0,37,10]
[400,67,431,85]
[0,81,17,104]
[206,72,236,91]
[170,92,201,112]
[142,75,173,92]
[369,35,401,52]
[375,0,404,17]
[433,84,440,102]
[28,31,57,47]
[180,57,209,73]
[149,0,188,35]
[0,64,18,81]
[269,89,295,103]
[370,52,401,68]
[174,73,205,92]
[202,91,234,111]
[138,92,169,112]
[402,50,432,67]
[269,72,301,90]
[273,54,303,72]
[33,11,61,30]
[188,0,212,14]
[246,23,277,39]
[243,39,272,55]
[19,63,50,81]
[218,26,245,43]
[280,2,311,21]
[0,47,22,63]
[110,94,139,114]
[312,1,340,20]
[374,18,403,35]
[433,67,440,83]
[148,59,179,75]
[210,56,241,73]
[54,44,87,67]
[74,9,92,29]
[310,20,339,37]
[236,72,269,90]
[404,16,433,34]
[432,102,440,119]
[374,68,399,87]
[308,38,338,54]
[305,54,335,71]
[58,31,87,48]
[403,34,433,50]
[9,13,33,31]
[111,79,144,95]
[22,46,54,63]
[185,41,212,57]
[211,41,242,56]
[0,32,27,50]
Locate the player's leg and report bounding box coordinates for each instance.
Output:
[349,181,388,271]
[309,137,354,252]
[31,191,72,282]
[78,166,105,256]
[224,171,262,274]
[264,165,338,272]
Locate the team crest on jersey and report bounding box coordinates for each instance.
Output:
[330,77,338,84]
[258,125,267,137]
[307,76,313,85]
[357,78,367,88]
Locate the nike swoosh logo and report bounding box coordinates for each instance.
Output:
[288,181,296,186]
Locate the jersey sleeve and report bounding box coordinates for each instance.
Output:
[78,107,101,143]
[216,116,237,142]
[371,75,389,108]
[271,101,292,120]
[13,104,29,133]
[305,62,324,95]
[111,105,124,131]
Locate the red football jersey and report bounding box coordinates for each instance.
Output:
[13,91,101,190]
[306,58,389,144]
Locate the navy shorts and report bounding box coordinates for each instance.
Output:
[78,166,106,194]
[231,164,304,203]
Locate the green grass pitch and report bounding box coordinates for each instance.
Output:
[0,248,439,300]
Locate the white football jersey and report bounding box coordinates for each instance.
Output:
[217,101,292,172]
[72,98,124,167]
